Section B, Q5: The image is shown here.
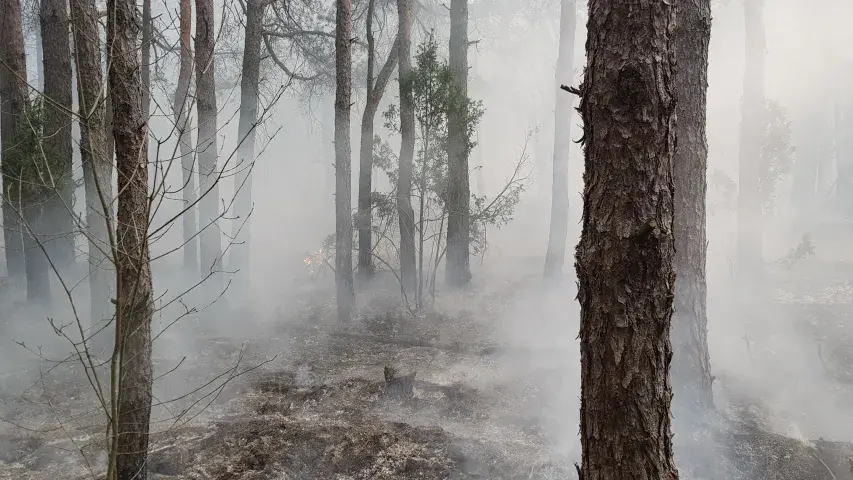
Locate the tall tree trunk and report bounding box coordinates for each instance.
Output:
[72,0,114,323]
[542,0,577,281]
[334,0,354,322]
[837,90,853,218]
[231,0,267,288]
[23,198,51,302]
[736,0,765,283]
[0,0,29,277]
[108,0,154,476]
[40,0,76,270]
[141,0,151,120]
[445,0,471,288]
[671,0,714,415]
[195,0,224,294]
[396,0,416,295]
[175,0,198,272]
[35,23,44,91]
[575,0,679,478]
[356,0,399,282]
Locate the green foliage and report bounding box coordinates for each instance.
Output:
[759,98,795,213]
[372,34,506,260]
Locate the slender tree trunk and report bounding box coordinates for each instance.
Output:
[106,84,115,164]
[40,0,76,270]
[23,202,51,302]
[445,0,471,288]
[108,0,154,475]
[175,0,198,273]
[72,0,114,323]
[0,0,29,277]
[195,0,224,294]
[417,131,429,309]
[396,0,416,295]
[141,0,151,120]
[35,24,44,91]
[334,0,354,322]
[543,0,576,281]
[736,0,765,283]
[671,0,714,415]
[231,0,267,288]
[837,93,853,218]
[575,0,679,478]
[357,0,399,282]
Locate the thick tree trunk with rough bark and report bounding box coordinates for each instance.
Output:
[72,0,114,323]
[396,0,416,295]
[574,0,679,478]
[542,0,576,281]
[107,0,154,475]
[0,0,28,277]
[231,0,267,287]
[357,0,399,282]
[40,0,75,269]
[445,0,471,288]
[335,0,354,322]
[195,0,224,293]
[175,0,198,272]
[671,0,714,416]
[736,0,765,283]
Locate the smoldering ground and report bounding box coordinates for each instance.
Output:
[3,0,853,478]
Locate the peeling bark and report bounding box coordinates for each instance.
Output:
[575,0,679,477]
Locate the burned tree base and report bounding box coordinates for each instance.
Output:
[383,365,416,402]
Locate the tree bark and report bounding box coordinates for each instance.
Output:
[396,0,416,295]
[231,0,267,288]
[175,0,198,273]
[141,0,151,120]
[736,0,765,283]
[107,0,154,475]
[542,0,576,281]
[671,0,714,416]
[40,0,76,269]
[445,0,471,288]
[356,0,399,282]
[575,0,679,478]
[0,0,29,277]
[195,0,224,294]
[23,202,50,302]
[72,0,114,323]
[335,0,354,322]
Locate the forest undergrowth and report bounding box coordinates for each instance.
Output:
[2,258,853,479]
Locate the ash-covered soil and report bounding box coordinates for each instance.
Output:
[3,258,853,479]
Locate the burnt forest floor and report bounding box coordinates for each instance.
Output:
[3,257,853,479]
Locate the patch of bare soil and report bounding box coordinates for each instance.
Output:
[5,267,853,480]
